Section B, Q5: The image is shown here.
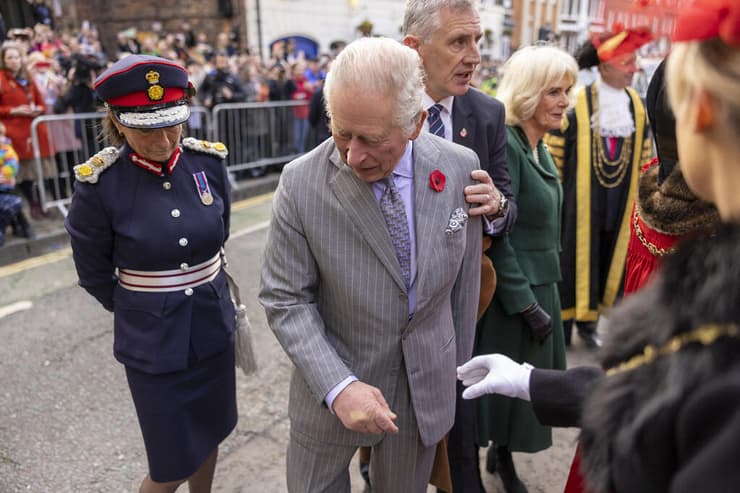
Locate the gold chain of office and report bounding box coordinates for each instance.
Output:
[632,208,677,257]
[590,88,632,189]
[606,323,739,376]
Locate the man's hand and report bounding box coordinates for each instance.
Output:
[332,381,399,435]
[457,354,533,400]
[465,169,502,218]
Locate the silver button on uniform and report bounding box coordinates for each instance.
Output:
[163,181,172,190]
[184,288,194,296]
[171,209,181,218]
[180,263,189,271]
[179,237,188,247]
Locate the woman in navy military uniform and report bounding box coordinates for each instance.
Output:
[64,55,237,493]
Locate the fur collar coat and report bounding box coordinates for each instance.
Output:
[579,224,740,493]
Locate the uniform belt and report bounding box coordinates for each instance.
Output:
[118,252,222,292]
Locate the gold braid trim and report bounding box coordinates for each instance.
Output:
[606,323,740,376]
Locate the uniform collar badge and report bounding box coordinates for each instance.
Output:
[130,146,182,176]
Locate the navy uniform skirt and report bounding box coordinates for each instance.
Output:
[125,348,237,482]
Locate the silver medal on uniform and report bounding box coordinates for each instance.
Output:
[193,171,214,206]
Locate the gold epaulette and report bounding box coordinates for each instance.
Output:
[182,137,228,159]
[74,147,119,183]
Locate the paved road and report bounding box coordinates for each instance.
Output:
[0,194,597,493]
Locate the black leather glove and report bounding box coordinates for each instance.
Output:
[520,303,552,344]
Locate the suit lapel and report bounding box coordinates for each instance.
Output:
[452,93,477,148]
[328,148,407,291]
[511,126,559,180]
[412,135,445,309]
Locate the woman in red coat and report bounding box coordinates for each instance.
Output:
[0,42,55,218]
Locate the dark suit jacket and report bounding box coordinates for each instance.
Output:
[452,87,516,233]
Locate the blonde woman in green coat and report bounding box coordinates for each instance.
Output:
[475,45,577,493]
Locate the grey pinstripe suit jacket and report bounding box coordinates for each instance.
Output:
[258,132,482,448]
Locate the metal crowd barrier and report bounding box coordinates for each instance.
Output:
[211,100,309,187]
[30,101,308,216]
[30,106,213,216]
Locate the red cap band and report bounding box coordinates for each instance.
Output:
[107,87,187,108]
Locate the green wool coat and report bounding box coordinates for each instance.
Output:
[475,125,568,452]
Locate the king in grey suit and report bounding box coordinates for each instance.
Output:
[259,38,482,493]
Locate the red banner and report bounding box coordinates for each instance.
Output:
[597,0,691,37]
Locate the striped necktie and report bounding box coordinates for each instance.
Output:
[379,176,411,289]
[427,103,445,138]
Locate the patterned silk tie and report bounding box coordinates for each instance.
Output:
[379,176,411,289]
[427,104,445,138]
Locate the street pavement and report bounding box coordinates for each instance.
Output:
[0,181,597,493]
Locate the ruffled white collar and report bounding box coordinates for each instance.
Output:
[593,77,635,138]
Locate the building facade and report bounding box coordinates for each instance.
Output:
[508,0,562,50]
[246,0,507,61]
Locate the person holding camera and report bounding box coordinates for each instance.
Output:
[198,52,246,109]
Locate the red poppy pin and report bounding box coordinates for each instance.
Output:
[429,169,446,192]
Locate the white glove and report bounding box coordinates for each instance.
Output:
[457,354,533,401]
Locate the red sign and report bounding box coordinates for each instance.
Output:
[598,0,690,37]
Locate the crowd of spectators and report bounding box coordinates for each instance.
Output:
[0,1,520,162]
[0,2,650,250]
[0,8,350,246]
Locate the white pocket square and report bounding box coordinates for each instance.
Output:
[445,207,468,235]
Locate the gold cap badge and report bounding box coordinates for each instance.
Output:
[145,70,164,101]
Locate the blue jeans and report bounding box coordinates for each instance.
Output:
[293,118,309,154]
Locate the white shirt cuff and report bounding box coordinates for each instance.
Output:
[325,375,358,414]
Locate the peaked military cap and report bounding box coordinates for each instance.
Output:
[94,54,193,129]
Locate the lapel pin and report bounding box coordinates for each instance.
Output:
[460,128,468,138]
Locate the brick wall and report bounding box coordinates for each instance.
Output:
[68,0,246,59]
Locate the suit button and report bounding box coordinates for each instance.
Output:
[180,262,189,271]
[179,237,188,246]
[171,209,181,218]
[163,181,172,190]
[184,288,194,296]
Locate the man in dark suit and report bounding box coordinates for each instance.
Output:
[403,0,515,234]
[402,1,517,491]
